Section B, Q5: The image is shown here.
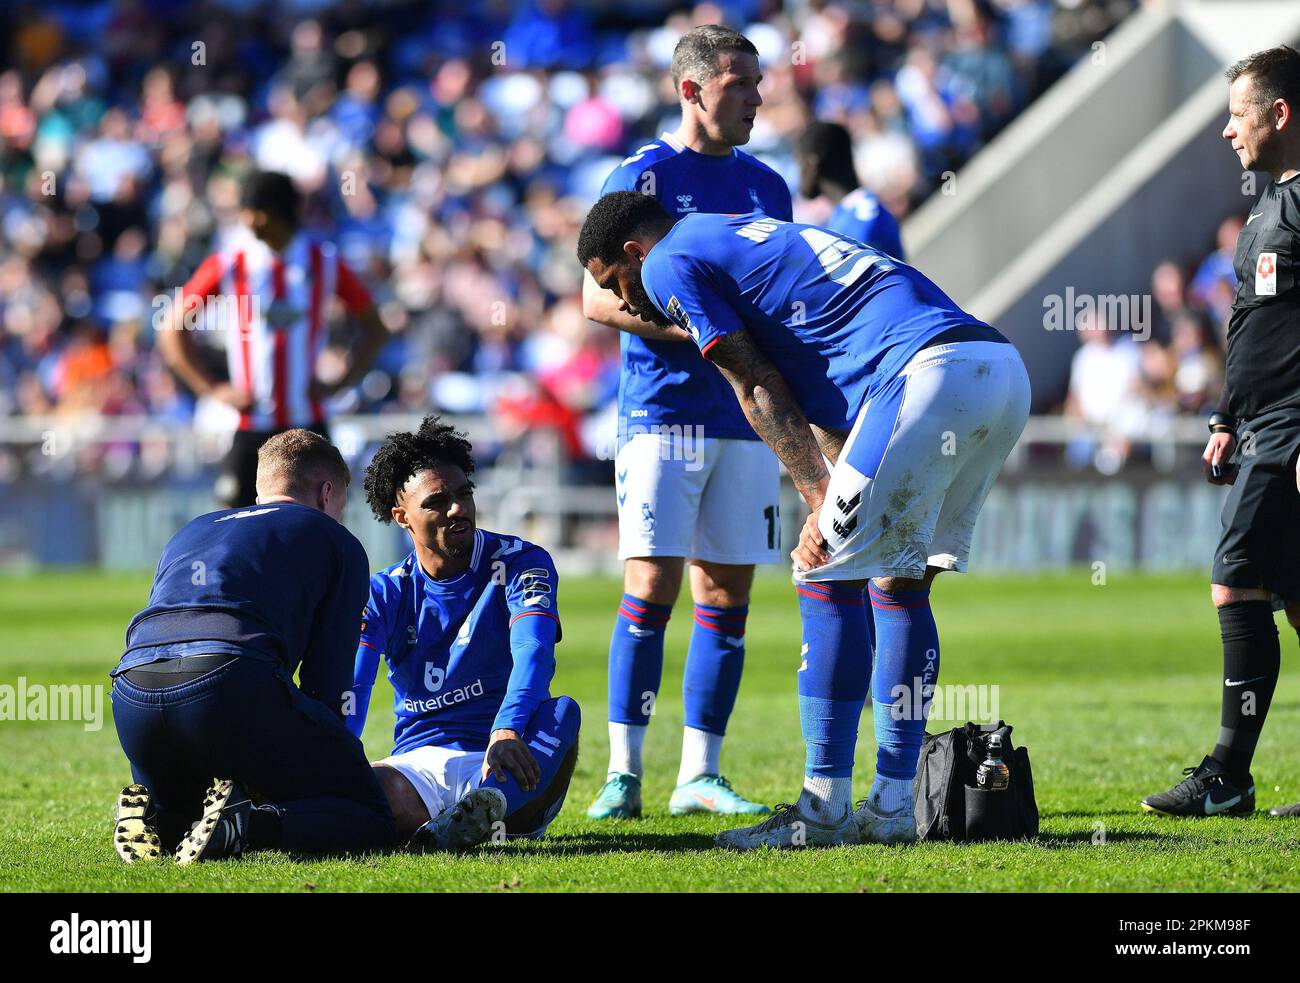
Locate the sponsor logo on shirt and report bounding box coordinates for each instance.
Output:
[403,677,485,713]
[423,662,446,692]
[1256,251,1278,296]
[676,194,697,213]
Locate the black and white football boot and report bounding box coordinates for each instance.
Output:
[1140,755,1255,817]
[176,779,253,865]
[114,784,163,863]
[1268,801,1300,817]
[409,787,507,852]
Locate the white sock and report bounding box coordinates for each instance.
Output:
[798,775,853,822]
[868,774,913,814]
[676,727,723,785]
[607,722,647,777]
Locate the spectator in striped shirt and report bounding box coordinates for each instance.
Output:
[157,171,390,507]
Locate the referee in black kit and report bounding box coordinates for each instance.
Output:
[1142,46,1300,819]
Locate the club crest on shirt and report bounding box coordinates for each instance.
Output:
[1256,251,1278,296]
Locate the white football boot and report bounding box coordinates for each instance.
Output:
[716,798,860,851]
[409,787,507,852]
[852,794,918,845]
[114,784,162,863]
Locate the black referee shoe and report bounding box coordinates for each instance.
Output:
[176,780,252,865]
[1268,801,1300,817]
[1141,756,1254,817]
[113,784,162,864]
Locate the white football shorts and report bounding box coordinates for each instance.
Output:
[377,744,485,820]
[797,339,1031,583]
[615,432,781,564]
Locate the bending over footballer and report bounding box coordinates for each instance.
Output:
[580,191,1030,849]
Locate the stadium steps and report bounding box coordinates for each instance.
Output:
[902,0,1300,407]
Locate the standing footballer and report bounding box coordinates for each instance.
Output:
[580,26,790,819]
[1143,46,1300,819]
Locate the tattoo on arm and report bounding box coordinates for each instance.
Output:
[810,424,848,466]
[706,331,829,506]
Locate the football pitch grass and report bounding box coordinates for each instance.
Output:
[2,569,1298,893]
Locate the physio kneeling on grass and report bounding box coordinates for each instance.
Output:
[109,429,396,865]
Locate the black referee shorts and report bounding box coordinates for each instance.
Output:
[1211,410,1300,600]
[214,423,331,509]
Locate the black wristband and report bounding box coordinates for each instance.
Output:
[1208,412,1237,435]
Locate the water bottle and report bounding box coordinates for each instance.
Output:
[976,734,1010,791]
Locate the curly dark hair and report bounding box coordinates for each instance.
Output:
[363,415,476,524]
[576,191,674,267]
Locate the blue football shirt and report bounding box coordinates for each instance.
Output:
[350,529,562,754]
[640,212,996,432]
[600,133,793,440]
[827,188,905,261]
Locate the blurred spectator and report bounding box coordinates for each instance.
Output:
[1190,215,1244,341]
[1063,310,1141,472]
[1169,308,1224,414]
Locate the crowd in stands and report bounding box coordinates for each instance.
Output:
[1063,215,1239,473]
[1,0,1139,474]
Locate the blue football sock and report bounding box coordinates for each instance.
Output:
[682,603,748,736]
[868,582,939,780]
[795,581,871,779]
[607,594,672,725]
[481,695,581,831]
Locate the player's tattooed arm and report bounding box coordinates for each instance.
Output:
[809,423,848,466]
[707,330,830,508]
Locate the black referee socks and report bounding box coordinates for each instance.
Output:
[1211,601,1280,784]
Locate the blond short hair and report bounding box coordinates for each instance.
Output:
[255,429,350,500]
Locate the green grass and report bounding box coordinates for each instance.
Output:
[2,569,1298,892]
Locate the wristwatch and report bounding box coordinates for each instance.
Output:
[1208,412,1237,436]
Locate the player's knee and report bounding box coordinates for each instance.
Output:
[372,765,429,843]
[624,556,683,606]
[504,740,579,836]
[872,574,926,593]
[872,566,944,594]
[689,560,755,607]
[1211,583,1271,608]
[542,695,582,739]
